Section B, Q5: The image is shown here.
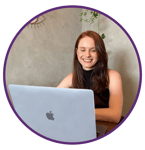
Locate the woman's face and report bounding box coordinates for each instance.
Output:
[77,36,98,71]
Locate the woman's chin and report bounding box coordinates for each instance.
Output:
[82,66,93,71]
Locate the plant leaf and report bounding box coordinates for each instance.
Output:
[84,19,89,22]
[84,12,87,16]
[93,12,98,18]
[101,33,106,39]
[90,11,94,14]
[80,12,83,16]
[80,18,83,22]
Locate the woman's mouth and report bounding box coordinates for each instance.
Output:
[83,59,92,63]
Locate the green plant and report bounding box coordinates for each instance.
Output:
[80,9,106,39]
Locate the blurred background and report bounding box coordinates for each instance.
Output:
[5,7,140,117]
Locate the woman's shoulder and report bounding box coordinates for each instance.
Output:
[57,73,73,88]
[107,69,122,88]
[64,73,73,82]
[67,72,73,79]
[108,69,121,79]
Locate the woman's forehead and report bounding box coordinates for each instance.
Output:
[78,36,95,46]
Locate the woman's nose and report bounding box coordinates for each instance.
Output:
[85,50,91,57]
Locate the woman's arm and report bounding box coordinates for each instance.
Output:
[95,70,123,123]
[57,73,73,88]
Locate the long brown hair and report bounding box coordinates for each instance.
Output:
[72,31,109,94]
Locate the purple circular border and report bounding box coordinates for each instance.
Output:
[3,5,142,145]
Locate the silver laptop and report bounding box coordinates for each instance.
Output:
[8,84,97,143]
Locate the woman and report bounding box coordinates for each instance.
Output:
[57,31,123,123]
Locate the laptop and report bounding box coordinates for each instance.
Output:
[8,84,97,143]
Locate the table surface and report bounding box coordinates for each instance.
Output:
[96,121,118,133]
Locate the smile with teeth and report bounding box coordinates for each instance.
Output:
[83,59,92,63]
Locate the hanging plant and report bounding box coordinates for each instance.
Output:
[80,9,106,39]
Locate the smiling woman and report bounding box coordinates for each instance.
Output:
[57,30,123,123]
[76,36,98,71]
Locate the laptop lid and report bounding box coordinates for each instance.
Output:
[8,84,97,143]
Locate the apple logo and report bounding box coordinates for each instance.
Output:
[46,111,54,120]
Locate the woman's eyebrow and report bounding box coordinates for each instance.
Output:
[90,47,96,49]
[78,47,96,49]
[78,47,85,49]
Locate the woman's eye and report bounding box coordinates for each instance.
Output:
[91,49,96,52]
[81,50,85,52]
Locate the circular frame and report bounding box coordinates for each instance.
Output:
[3,5,142,145]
